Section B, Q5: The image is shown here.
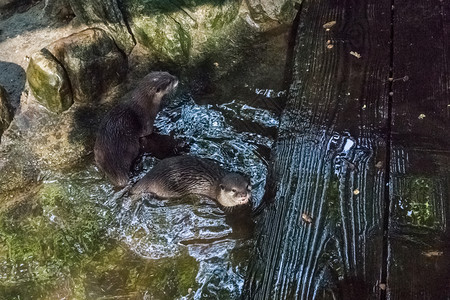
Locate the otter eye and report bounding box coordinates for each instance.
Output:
[156,87,161,93]
[231,188,236,193]
[220,184,225,190]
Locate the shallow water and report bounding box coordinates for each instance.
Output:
[0,90,282,299]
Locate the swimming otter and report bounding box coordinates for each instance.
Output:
[94,71,178,187]
[131,156,251,207]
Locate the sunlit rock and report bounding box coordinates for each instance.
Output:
[245,0,297,26]
[68,0,135,53]
[121,0,241,65]
[0,85,13,139]
[46,28,127,104]
[26,49,73,113]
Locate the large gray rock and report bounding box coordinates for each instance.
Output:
[27,28,127,112]
[245,0,297,26]
[68,0,135,54]
[46,28,128,104]
[0,85,13,140]
[122,0,241,65]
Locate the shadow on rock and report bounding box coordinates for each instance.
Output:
[69,105,103,151]
[0,61,25,109]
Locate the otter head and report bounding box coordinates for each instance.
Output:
[217,173,252,207]
[141,71,179,100]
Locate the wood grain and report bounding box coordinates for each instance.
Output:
[387,0,450,298]
[244,0,392,298]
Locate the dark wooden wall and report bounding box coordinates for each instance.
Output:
[244,0,449,298]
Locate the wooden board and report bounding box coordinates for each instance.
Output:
[387,0,450,298]
[244,0,392,298]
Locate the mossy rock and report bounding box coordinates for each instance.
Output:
[26,49,73,113]
[246,0,297,25]
[68,0,135,53]
[123,0,241,65]
[46,28,128,103]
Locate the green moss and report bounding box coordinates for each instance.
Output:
[395,177,438,227]
[0,180,112,299]
[26,50,73,113]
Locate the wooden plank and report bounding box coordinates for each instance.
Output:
[387,0,450,298]
[243,0,392,298]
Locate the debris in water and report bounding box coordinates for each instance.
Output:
[301,213,313,224]
[326,40,333,49]
[350,51,361,59]
[323,21,336,30]
[353,188,360,195]
[379,283,386,290]
[418,113,426,119]
[375,161,383,169]
[422,250,443,257]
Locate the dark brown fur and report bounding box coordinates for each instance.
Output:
[94,71,178,187]
[131,156,251,207]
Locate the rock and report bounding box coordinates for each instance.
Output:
[0,0,33,18]
[121,0,241,65]
[0,85,13,139]
[27,28,128,110]
[68,0,135,54]
[245,0,297,27]
[26,49,73,113]
[43,0,74,21]
[47,28,128,104]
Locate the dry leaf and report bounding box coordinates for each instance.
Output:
[418,113,426,119]
[350,51,361,58]
[353,189,360,195]
[379,283,386,290]
[422,250,443,257]
[323,21,337,29]
[301,213,313,224]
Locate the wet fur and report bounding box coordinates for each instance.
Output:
[94,71,178,187]
[131,156,251,207]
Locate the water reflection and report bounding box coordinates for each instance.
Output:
[102,93,274,298]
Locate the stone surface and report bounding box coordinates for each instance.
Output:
[245,0,297,26]
[33,28,128,105]
[47,28,127,103]
[122,0,241,65]
[0,84,13,139]
[26,49,73,113]
[68,0,135,54]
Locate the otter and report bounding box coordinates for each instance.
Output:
[130,156,252,208]
[94,71,178,187]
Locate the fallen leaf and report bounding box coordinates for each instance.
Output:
[323,21,337,29]
[423,250,443,257]
[418,113,426,119]
[301,213,313,224]
[379,283,386,290]
[353,189,360,195]
[350,51,361,58]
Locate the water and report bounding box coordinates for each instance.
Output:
[0,91,281,299]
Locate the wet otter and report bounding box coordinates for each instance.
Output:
[94,71,178,187]
[131,156,252,207]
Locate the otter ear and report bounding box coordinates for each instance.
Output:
[156,87,161,93]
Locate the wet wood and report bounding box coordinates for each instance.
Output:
[387,0,450,298]
[244,0,392,298]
